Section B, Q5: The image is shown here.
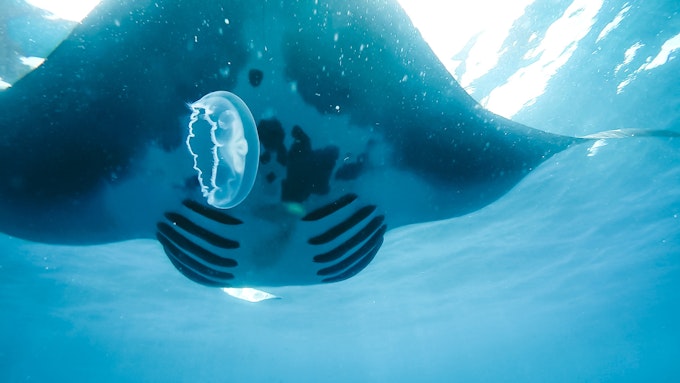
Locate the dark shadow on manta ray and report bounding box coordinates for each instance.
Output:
[0,0,676,288]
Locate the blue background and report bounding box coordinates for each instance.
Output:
[1,1,679,382]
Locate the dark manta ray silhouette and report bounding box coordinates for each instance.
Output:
[0,0,674,287]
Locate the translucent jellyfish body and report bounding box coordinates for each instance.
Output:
[186,91,260,209]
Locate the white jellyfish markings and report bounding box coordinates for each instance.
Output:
[186,91,260,209]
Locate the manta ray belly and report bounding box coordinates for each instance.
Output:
[155,1,572,288]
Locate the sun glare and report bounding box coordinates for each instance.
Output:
[223,288,279,303]
[25,0,101,22]
[397,0,612,118]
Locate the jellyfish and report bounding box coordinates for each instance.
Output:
[186,91,260,209]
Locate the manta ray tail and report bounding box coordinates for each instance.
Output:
[581,128,680,139]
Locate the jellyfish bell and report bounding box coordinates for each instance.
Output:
[186,91,260,209]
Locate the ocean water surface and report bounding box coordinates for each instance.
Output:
[1,1,679,382]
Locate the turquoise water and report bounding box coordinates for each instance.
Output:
[2,138,678,382]
[1,1,679,382]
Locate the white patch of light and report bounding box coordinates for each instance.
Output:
[24,0,101,22]
[617,32,680,93]
[482,0,604,117]
[398,0,536,90]
[0,78,10,90]
[20,56,45,69]
[587,139,607,157]
[616,77,633,93]
[223,288,279,302]
[643,33,680,70]
[596,3,631,43]
[615,42,644,74]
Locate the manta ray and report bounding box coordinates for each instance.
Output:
[0,0,674,287]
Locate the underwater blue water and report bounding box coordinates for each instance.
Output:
[1,1,679,382]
